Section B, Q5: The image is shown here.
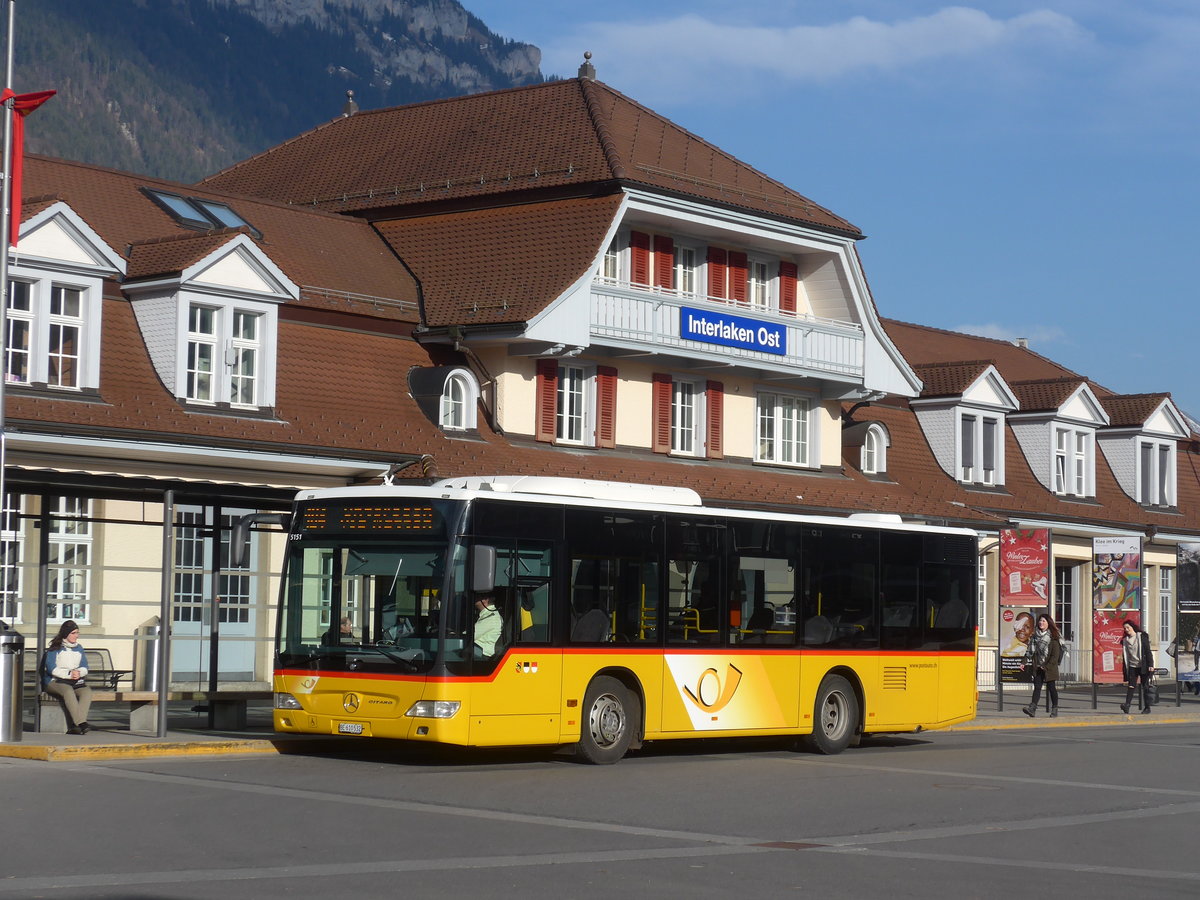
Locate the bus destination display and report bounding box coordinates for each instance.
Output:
[298,503,439,533]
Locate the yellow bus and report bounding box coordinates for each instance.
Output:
[267,476,978,763]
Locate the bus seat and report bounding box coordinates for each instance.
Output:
[571,608,611,643]
[803,615,835,646]
[933,597,969,629]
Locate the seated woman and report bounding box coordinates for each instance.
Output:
[42,620,93,735]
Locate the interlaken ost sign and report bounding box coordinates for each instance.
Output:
[680,307,786,356]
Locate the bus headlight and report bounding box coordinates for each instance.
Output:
[274,692,303,710]
[405,700,461,718]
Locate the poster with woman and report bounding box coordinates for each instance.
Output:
[1000,607,1036,684]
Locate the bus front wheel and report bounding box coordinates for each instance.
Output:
[803,675,858,755]
[576,676,639,764]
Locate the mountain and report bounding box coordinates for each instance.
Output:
[14,0,544,183]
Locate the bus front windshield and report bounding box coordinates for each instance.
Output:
[277,537,468,675]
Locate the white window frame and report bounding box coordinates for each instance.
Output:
[1137,438,1176,506]
[1053,426,1094,497]
[977,554,988,639]
[675,243,700,298]
[4,269,102,391]
[862,423,888,475]
[756,391,812,467]
[959,410,1003,486]
[1159,566,1173,643]
[747,257,773,311]
[556,363,595,446]
[0,493,25,624]
[439,368,480,431]
[176,294,278,409]
[671,378,706,457]
[46,496,93,625]
[601,238,622,283]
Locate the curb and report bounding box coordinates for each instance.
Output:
[0,739,283,762]
[950,715,1198,732]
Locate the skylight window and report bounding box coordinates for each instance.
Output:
[142,188,261,238]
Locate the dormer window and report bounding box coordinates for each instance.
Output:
[960,412,1001,485]
[439,368,479,431]
[1054,427,1093,497]
[184,302,268,408]
[1139,439,1175,506]
[862,424,888,474]
[5,276,99,391]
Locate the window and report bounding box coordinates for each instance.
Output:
[601,239,621,282]
[960,412,1001,485]
[183,302,270,408]
[748,260,771,310]
[1159,567,1173,643]
[671,379,703,456]
[535,360,616,447]
[862,424,888,475]
[1055,564,1074,642]
[676,245,699,296]
[1138,439,1175,506]
[5,277,98,390]
[1054,427,1092,497]
[756,391,811,466]
[439,369,479,431]
[47,497,92,623]
[174,506,255,626]
[143,188,261,238]
[0,494,23,623]
[977,553,988,639]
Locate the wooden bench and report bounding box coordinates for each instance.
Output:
[39,689,273,733]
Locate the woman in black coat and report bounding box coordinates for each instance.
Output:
[1119,619,1153,715]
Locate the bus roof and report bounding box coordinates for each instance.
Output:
[294,476,978,539]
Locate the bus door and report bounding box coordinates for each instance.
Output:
[463,539,561,744]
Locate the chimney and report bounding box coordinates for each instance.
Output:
[1016,337,1029,350]
[341,90,358,117]
[578,51,596,80]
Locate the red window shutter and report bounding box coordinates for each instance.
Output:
[653,235,674,289]
[706,381,724,459]
[728,252,748,306]
[535,359,558,443]
[652,373,672,454]
[707,246,727,299]
[630,231,651,285]
[779,261,798,314]
[597,366,618,449]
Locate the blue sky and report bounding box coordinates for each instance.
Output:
[467,1,1199,418]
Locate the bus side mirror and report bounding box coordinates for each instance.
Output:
[472,545,496,592]
[230,513,291,567]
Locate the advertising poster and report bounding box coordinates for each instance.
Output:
[1176,543,1200,684]
[999,529,1050,606]
[1093,609,1137,683]
[999,607,1036,684]
[1092,536,1142,610]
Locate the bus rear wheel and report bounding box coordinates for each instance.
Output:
[803,674,858,755]
[576,676,638,764]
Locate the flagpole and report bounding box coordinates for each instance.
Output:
[0,0,15,534]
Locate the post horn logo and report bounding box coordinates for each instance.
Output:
[343,693,361,713]
[682,664,743,713]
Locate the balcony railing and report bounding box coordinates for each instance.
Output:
[590,280,864,379]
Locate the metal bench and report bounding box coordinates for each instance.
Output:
[38,690,273,733]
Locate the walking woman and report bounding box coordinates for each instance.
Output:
[1022,613,1064,718]
[41,620,92,734]
[1119,618,1153,715]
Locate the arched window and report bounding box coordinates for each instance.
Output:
[439,369,478,431]
[862,424,888,474]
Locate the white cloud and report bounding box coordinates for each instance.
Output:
[543,7,1089,85]
[953,322,1067,346]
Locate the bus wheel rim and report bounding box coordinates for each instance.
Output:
[589,692,625,747]
[821,690,848,738]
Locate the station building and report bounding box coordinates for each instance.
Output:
[5,63,1198,693]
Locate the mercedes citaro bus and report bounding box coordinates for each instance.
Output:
[258,476,977,763]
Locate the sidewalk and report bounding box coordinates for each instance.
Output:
[953,684,1200,731]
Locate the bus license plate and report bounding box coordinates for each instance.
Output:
[337,722,364,735]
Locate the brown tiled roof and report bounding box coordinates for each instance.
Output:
[885,319,1081,385]
[201,78,860,236]
[911,361,991,398]
[127,230,249,280]
[1009,378,1086,413]
[23,156,419,319]
[374,195,623,327]
[1100,393,1172,428]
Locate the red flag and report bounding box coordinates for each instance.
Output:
[3,88,56,247]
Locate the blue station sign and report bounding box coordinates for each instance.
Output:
[680,307,786,356]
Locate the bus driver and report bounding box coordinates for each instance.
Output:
[473,591,503,657]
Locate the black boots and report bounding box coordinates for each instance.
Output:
[1022,704,1036,717]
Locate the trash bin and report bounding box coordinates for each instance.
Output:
[133,616,163,691]
[0,623,24,743]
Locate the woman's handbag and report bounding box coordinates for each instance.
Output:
[1147,680,1160,706]
[1167,639,1179,659]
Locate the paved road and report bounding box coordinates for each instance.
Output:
[3,723,1197,899]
